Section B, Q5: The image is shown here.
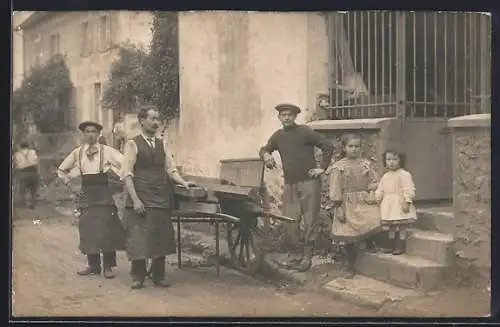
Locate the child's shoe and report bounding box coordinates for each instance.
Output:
[392,238,406,255]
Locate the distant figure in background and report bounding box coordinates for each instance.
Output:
[113,113,126,152]
[13,140,40,209]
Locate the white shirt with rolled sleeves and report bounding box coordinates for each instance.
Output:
[57,143,124,183]
[119,133,178,181]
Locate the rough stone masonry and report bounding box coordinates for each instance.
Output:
[450,114,491,281]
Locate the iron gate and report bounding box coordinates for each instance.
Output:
[324,11,491,120]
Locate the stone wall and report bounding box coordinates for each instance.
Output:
[449,114,491,280]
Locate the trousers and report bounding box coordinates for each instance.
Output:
[131,256,166,282]
[87,252,117,268]
[282,179,321,249]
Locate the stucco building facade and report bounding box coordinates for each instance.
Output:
[15,11,154,134]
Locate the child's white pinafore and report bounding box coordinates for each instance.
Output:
[375,168,417,225]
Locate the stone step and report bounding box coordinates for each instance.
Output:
[406,229,455,266]
[322,275,424,309]
[415,209,455,235]
[356,252,447,291]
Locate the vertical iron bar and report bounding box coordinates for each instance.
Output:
[381,11,386,114]
[434,12,438,116]
[480,14,491,113]
[444,13,448,117]
[396,11,406,119]
[346,12,351,112]
[423,12,428,117]
[327,14,333,108]
[470,13,477,114]
[361,11,365,118]
[332,12,342,110]
[368,11,371,101]
[454,12,458,116]
[464,13,468,115]
[374,12,378,106]
[353,11,358,118]
[388,11,393,116]
[412,11,417,117]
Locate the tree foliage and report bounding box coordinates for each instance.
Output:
[102,12,180,120]
[13,55,74,133]
[102,43,153,111]
[148,11,180,120]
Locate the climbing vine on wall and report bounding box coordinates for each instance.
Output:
[102,43,153,112]
[148,11,180,120]
[103,12,180,120]
[13,55,74,133]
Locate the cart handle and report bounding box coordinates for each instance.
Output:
[172,210,241,223]
[263,212,296,223]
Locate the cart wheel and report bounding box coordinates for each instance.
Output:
[227,222,264,275]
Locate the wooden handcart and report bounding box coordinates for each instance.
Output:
[172,158,294,276]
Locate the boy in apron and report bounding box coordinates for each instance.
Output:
[58,121,125,279]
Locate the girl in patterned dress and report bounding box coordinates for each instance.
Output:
[375,149,417,255]
[327,133,382,278]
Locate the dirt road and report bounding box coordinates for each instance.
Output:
[11,205,490,318]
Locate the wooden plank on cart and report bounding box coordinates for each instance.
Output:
[174,185,207,199]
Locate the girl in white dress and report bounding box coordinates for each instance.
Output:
[375,149,417,255]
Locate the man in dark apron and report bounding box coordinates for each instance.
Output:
[58,121,125,279]
[121,106,195,289]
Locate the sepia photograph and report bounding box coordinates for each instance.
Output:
[11,10,491,318]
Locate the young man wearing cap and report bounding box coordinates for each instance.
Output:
[120,106,196,289]
[259,103,334,272]
[58,121,126,279]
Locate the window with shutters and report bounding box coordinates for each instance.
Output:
[98,15,112,52]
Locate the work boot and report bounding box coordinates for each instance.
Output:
[131,276,144,290]
[151,257,171,288]
[344,244,357,279]
[294,244,314,272]
[383,238,395,254]
[103,267,115,279]
[78,254,101,276]
[77,266,101,276]
[277,252,302,269]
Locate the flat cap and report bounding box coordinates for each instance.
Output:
[78,121,103,132]
[275,103,301,114]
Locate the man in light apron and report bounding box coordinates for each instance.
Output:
[121,106,196,289]
[58,121,125,279]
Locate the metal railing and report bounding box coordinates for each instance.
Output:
[324,11,491,120]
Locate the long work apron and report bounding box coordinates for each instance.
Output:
[77,144,126,256]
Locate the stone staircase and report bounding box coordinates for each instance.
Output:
[325,206,456,308]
